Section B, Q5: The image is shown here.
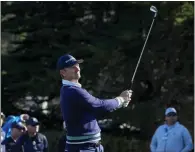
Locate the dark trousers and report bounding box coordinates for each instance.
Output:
[65,142,104,152]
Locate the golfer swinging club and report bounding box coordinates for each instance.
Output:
[57,54,132,152]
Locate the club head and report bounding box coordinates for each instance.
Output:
[150,6,158,17]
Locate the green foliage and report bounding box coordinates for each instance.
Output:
[174,2,194,25]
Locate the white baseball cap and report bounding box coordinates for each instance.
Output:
[165,107,177,115]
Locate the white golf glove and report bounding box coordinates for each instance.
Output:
[115,90,133,108]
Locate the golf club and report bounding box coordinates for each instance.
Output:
[130,5,158,90]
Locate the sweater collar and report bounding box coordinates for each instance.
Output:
[62,79,81,88]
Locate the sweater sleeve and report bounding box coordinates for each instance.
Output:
[74,88,120,112]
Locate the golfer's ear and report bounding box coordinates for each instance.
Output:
[60,69,66,77]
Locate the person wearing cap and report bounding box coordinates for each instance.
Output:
[1,112,6,152]
[2,114,29,139]
[1,121,26,152]
[150,107,193,152]
[57,54,133,152]
[16,117,48,152]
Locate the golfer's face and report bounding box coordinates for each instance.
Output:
[64,64,81,80]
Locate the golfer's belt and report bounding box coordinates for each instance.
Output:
[66,132,101,144]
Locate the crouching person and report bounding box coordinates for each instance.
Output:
[16,117,49,152]
[1,122,26,152]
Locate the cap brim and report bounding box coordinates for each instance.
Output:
[69,59,83,67]
[17,127,25,130]
[77,59,84,64]
[12,125,25,130]
[59,59,84,70]
[166,112,177,116]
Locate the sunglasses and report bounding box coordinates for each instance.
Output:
[166,112,177,117]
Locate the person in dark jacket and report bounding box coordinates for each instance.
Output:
[16,117,49,152]
[1,121,26,152]
[57,54,133,152]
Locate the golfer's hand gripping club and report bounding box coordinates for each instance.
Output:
[115,90,133,108]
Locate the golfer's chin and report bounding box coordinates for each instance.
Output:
[75,74,81,80]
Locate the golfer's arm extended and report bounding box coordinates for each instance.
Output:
[74,88,120,112]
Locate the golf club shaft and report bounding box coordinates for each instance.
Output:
[130,17,156,90]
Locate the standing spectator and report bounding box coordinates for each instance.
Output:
[150,107,193,152]
[16,117,49,152]
[1,122,26,152]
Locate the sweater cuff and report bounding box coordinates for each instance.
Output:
[115,97,125,108]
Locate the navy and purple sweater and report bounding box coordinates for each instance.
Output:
[60,80,120,144]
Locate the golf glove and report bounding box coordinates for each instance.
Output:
[115,90,133,108]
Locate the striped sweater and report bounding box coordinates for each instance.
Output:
[60,80,120,144]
